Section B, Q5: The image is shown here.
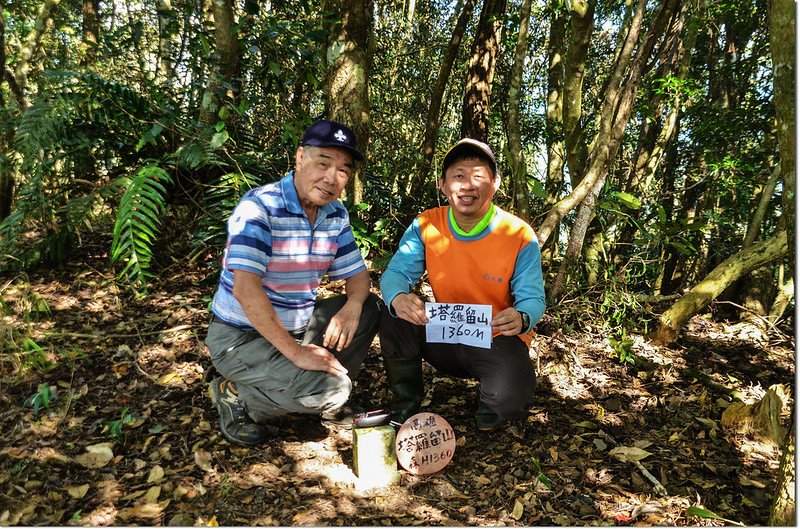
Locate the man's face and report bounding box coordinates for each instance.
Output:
[294,146,353,209]
[439,156,499,223]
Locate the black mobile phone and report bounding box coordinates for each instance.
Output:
[353,409,391,428]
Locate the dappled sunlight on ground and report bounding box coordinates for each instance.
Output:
[0,245,794,525]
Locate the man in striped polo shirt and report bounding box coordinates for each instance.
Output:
[206,120,382,446]
[379,138,546,430]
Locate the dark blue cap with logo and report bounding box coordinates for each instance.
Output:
[301,119,364,161]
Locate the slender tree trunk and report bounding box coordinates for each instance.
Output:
[14,0,61,101]
[416,0,476,191]
[537,0,682,246]
[551,173,605,299]
[735,165,781,327]
[767,0,795,270]
[157,0,176,80]
[506,0,532,222]
[461,0,506,141]
[542,1,567,264]
[653,229,789,345]
[562,0,594,188]
[768,276,793,322]
[743,166,780,249]
[0,0,10,222]
[765,4,796,520]
[324,0,373,205]
[80,0,99,67]
[199,0,240,128]
[769,416,795,525]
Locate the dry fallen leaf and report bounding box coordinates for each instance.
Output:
[66,484,90,499]
[147,465,164,483]
[74,443,114,468]
[473,476,491,485]
[511,499,524,520]
[609,446,651,463]
[194,449,213,472]
[144,485,161,503]
[120,501,169,520]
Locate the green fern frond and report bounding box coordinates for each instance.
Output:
[111,164,173,293]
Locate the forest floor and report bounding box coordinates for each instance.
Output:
[0,237,795,527]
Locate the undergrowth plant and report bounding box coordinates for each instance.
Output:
[0,280,54,376]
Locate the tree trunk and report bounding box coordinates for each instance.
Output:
[461,0,506,141]
[324,0,373,205]
[537,0,682,246]
[767,6,796,504]
[157,0,176,80]
[542,1,567,264]
[652,229,789,345]
[743,166,780,248]
[768,416,795,525]
[767,0,795,270]
[0,0,10,222]
[551,173,605,299]
[416,0,476,191]
[506,0,532,222]
[80,0,99,67]
[14,0,61,101]
[199,0,240,128]
[768,276,793,322]
[735,165,781,326]
[562,0,594,188]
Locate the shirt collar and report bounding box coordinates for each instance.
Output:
[449,203,496,237]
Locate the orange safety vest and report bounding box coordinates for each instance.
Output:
[419,206,536,348]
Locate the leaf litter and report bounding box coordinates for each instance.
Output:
[0,241,793,526]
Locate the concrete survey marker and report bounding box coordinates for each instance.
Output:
[395,412,456,475]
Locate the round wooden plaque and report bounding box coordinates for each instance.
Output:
[395,412,456,475]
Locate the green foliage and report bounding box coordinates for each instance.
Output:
[347,202,392,262]
[110,164,173,293]
[0,70,172,272]
[530,456,553,489]
[686,506,745,526]
[606,329,635,365]
[23,383,55,416]
[104,407,144,440]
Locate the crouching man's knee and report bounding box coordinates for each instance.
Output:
[296,372,352,414]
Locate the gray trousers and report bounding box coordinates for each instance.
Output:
[205,293,382,423]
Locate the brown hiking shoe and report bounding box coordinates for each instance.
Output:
[209,377,273,446]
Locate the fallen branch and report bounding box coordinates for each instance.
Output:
[634,460,668,497]
[47,324,196,340]
[679,368,745,402]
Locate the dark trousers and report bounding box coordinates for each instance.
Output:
[379,307,536,421]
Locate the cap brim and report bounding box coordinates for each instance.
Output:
[302,139,364,161]
[442,143,496,174]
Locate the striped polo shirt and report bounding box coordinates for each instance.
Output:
[211,172,366,332]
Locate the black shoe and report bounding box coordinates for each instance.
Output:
[209,377,273,446]
[320,402,365,430]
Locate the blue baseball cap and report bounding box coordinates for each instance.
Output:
[301,119,364,161]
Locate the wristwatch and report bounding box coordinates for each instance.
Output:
[518,310,530,331]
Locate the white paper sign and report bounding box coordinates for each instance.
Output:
[425,302,492,349]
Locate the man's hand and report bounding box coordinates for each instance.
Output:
[491,307,523,336]
[323,300,362,351]
[290,344,349,377]
[391,293,429,326]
